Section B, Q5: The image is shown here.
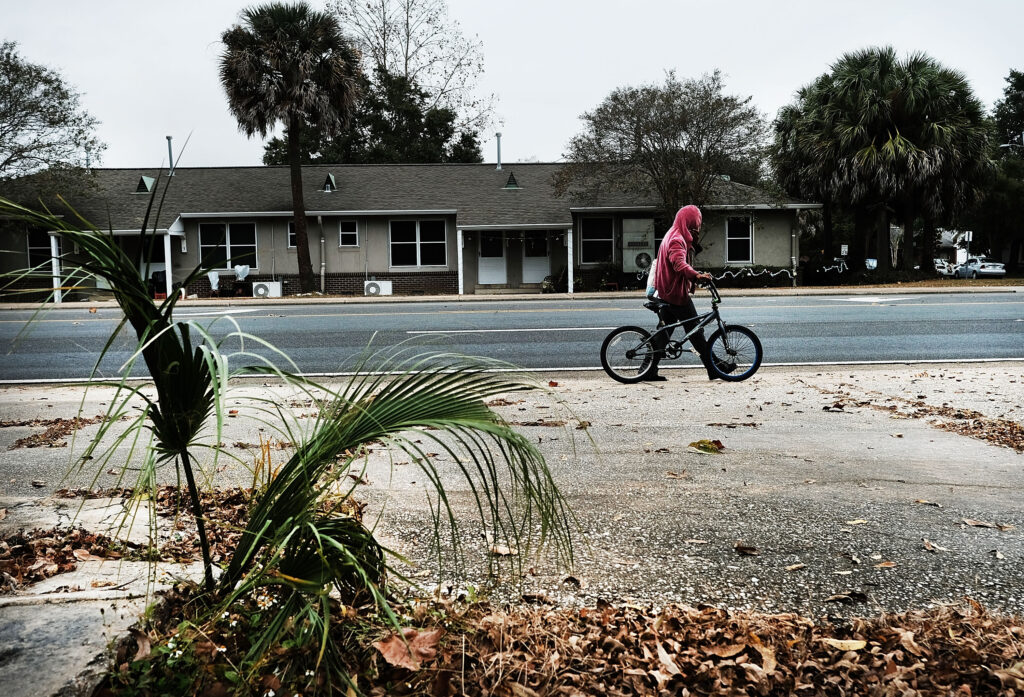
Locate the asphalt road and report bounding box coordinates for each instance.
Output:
[1,291,1022,381]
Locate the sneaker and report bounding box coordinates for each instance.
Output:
[641,373,668,382]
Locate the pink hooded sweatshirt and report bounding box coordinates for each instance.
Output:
[652,205,702,305]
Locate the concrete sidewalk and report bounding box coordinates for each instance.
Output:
[1,362,1022,695]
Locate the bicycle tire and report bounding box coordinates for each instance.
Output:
[706,325,762,382]
[600,326,656,383]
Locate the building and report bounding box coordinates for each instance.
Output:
[1,163,818,301]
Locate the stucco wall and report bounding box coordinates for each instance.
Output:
[696,210,797,268]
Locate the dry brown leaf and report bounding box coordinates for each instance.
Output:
[785,563,806,572]
[373,627,443,671]
[822,638,867,651]
[90,580,116,588]
[489,544,517,556]
[548,381,559,387]
[749,633,777,674]
[129,627,151,661]
[705,643,746,658]
[734,542,758,556]
[0,508,6,521]
[510,684,540,697]
[845,519,868,525]
[914,499,942,507]
[656,642,680,675]
[922,539,950,553]
[875,561,897,568]
[72,548,102,562]
[963,518,996,528]
[688,438,725,454]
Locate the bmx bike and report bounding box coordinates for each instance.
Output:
[600,281,762,384]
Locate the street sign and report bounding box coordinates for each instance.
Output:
[840,244,848,256]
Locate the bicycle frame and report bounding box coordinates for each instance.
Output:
[632,284,729,360]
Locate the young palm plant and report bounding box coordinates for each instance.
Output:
[2,193,576,688]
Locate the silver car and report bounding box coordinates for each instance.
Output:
[955,257,1006,278]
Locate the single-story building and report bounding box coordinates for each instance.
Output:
[1,163,818,301]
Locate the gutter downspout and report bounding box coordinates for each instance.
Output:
[318,215,325,294]
[456,228,464,295]
[50,233,62,304]
[566,227,574,295]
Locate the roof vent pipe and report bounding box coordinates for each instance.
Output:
[166,136,175,176]
[495,132,502,170]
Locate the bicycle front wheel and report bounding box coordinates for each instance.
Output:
[600,326,655,383]
[707,325,762,382]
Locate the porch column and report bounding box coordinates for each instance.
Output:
[566,227,574,295]
[163,233,174,297]
[456,228,464,295]
[791,210,798,288]
[49,233,62,304]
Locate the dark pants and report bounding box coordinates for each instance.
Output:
[651,296,710,372]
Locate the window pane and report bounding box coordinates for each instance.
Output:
[581,218,613,241]
[480,232,503,258]
[230,245,257,267]
[727,217,750,239]
[419,220,445,242]
[420,241,446,266]
[582,240,613,264]
[727,239,750,262]
[391,243,417,266]
[391,220,416,243]
[230,223,256,246]
[524,232,547,257]
[199,223,226,246]
[288,222,297,248]
[202,245,228,269]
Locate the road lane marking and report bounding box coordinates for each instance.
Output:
[408,327,616,334]
[842,296,918,303]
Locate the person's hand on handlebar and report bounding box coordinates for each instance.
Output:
[695,272,713,283]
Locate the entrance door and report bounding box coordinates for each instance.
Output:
[522,231,549,283]
[478,231,507,284]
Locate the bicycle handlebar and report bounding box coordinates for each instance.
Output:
[696,278,722,303]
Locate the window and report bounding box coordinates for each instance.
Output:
[338,220,358,247]
[27,229,60,269]
[726,216,752,264]
[389,220,446,267]
[199,222,257,269]
[580,218,614,264]
[287,221,297,249]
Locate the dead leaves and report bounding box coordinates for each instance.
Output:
[5,415,106,449]
[0,526,116,591]
[384,601,1024,696]
[963,518,1016,531]
[373,627,443,670]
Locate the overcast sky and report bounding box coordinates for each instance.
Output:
[6,0,1022,169]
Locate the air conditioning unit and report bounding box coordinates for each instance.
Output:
[252,281,282,298]
[622,219,656,272]
[363,280,393,296]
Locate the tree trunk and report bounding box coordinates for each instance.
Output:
[874,206,892,271]
[822,202,834,259]
[900,203,916,272]
[288,117,316,293]
[920,217,939,271]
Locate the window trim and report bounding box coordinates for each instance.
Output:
[199,221,259,270]
[338,220,359,248]
[388,219,447,268]
[579,216,615,266]
[725,215,753,265]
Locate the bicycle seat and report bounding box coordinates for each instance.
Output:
[644,299,668,312]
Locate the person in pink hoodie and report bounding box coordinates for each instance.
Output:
[647,205,716,381]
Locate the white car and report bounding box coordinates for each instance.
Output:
[955,257,1006,278]
[933,258,956,276]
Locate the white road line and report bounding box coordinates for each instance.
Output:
[175,309,260,317]
[408,327,616,334]
[841,296,919,303]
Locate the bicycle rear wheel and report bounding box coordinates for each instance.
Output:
[706,325,762,381]
[600,326,655,383]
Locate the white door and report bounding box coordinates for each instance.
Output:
[478,231,506,284]
[522,231,549,283]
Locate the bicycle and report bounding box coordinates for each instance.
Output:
[600,280,762,383]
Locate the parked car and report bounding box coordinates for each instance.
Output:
[933,258,956,276]
[955,257,1006,278]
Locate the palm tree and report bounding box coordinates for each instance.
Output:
[773,47,992,272]
[220,2,362,293]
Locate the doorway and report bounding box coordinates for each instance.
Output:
[478,231,506,284]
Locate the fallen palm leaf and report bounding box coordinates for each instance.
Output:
[734,542,758,556]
